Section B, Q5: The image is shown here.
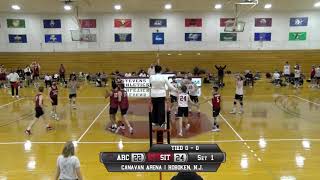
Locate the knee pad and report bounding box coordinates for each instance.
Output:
[234,101,237,105]
[240,102,243,106]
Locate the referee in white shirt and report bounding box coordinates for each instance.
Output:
[149,65,176,126]
[7,70,20,98]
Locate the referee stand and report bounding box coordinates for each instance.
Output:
[148,99,171,147]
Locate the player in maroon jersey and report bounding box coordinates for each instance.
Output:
[115,84,133,134]
[49,81,59,120]
[211,86,221,132]
[25,86,53,135]
[105,83,119,132]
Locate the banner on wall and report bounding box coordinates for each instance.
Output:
[289,32,307,41]
[185,18,202,27]
[220,18,235,27]
[290,17,308,26]
[114,19,132,28]
[220,33,237,41]
[115,33,132,42]
[7,19,25,28]
[45,34,62,43]
[79,19,96,28]
[149,19,167,27]
[9,34,27,43]
[254,32,272,41]
[152,32,164,44]
[185,33,202,41]
[43,19,61,28]
[255,18,272,27]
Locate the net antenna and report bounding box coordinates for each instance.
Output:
[224,0,259,32]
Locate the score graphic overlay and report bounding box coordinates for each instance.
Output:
[100,144,226,172]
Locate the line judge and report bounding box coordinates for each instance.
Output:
[149,65,176,127]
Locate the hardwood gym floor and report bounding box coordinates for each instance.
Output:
[0,76,319,180]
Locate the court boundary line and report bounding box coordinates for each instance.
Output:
[0,98,25,109]
[77,103,110,142]
[290,95,320,106]
[207,102,244,141]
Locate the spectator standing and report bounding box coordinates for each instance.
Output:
[215,65,227,87]
[24,65,32,87]
[55,141,83,180]
[7,70,20,98]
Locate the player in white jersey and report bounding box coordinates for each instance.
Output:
[294,66,301,88]
[315,66,320,88]
[283,61,291,83]
[230,74,244,114]
[187,77,200,116]
[169,77,179,115]
[176,85,195,137]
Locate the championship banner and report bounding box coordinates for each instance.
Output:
[290,17,308,26]
[289,32,307,41]
[43,19,61,28]
[152,32,164,45]
[255,18,272,27]
[79,19,96,28]
[9,34,27,43]
[220,18,235,27]
[254,32,271,41]
[185,33,202,41]
[220,33,237,41]
[115,33,132,42]
[149,19,167,27]
[7,19,25,28]
[185,18,202,27]
[45,34,62,43]
[114,19,132,28]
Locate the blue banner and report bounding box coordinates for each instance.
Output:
[45,34,62,43]
[9,34,27,43]
[43,19,61,28]
[149,19,167,27]
[290,17,308,26]
[152,32,164,45]
[254,33,271,41]
[185,33,202,41]
[115,33,132,42]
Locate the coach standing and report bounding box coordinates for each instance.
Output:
[149,65,176,127]
[7,70,20,98]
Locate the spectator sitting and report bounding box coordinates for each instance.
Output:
[125,72,132,77]
[244,70,254,87]
[254,72,261,80]
[139,70,147,77]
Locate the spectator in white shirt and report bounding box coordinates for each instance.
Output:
[149,65,176,126]
[7,70,20,98]
[125,72,132,77]
[24,65,32,87]
[148,64,155,76]
[139,70,147,77]
[55,141,83,180]
[294,66,301,88]
[273,71,281,86]
[44,74,52,88]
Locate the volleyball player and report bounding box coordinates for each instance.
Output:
[211,86,221,132]
[283,61,291,84]
[116,84,133,134]
[294,65,301,88]
[187,77,200,116]
[176,85,195,137]
[49,81,59,120]
[25,86,53,135]
[105,83,119,132]
[68,77,78,109]
[230,74,244,114]
[169,77,179,115]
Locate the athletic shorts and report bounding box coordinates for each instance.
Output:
[235,94,243,101]
[120,108,128,115]
[317,77,320,80]
[170,95,177,103]
[177,107,189,118]
[35,107,44,118]
[69,94,77,99]
[51,96,58,106]
[190,95,199,103]
[109,107,118,115]
[212,108,220,118]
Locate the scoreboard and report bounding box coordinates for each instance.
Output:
[100,144,226,172]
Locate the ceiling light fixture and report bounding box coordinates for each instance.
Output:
[114,4,122,10]
[164,3,172,10]
[11,5,21,10]
[64,4,72,11]
[264,4,272,9]
[215,4,222,9]
[314,2,320,7]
